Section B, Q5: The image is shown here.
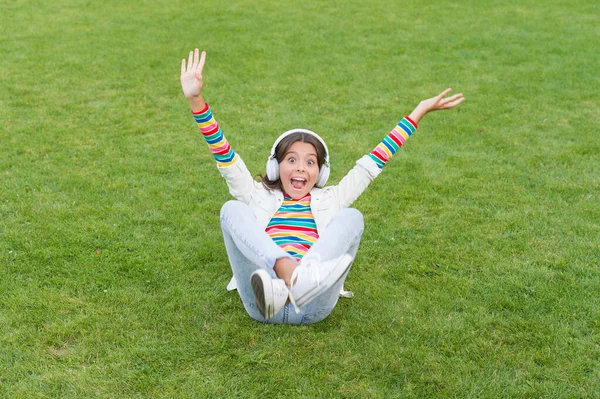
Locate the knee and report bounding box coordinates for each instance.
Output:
[341,208,364,230]
[220,200,247,219]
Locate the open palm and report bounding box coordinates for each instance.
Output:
[421,88,464,112]
[180,49,206,99]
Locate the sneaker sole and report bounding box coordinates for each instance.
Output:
[251,269,274,320]
[294,254,353,308]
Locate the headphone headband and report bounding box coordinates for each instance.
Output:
[268,128,330,166]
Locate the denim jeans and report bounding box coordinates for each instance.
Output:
[220,200,364,325]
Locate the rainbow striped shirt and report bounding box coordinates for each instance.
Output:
[369,116,418,168]
[192,104,238,167]
[266,194,318,261]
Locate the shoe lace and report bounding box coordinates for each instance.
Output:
[288,254,322,313]
[287,289,300,314]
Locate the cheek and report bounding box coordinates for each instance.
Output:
[278,162,292,176]
[310,167,320,181]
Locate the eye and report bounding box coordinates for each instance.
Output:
[287,157,296,163]
[307,159,315,166]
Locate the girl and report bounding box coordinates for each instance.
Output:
[181,49,464,325]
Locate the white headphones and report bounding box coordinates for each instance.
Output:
[266,128,330,187]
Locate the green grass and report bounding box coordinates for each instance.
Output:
[1,0,599,397]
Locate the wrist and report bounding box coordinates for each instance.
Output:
[408,103,428,125]
[187,96,206,113]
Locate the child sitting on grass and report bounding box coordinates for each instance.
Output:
[181,48,464,325]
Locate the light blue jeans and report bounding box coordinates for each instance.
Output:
[220,200,364,325]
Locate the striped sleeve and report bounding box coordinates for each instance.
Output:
[192,103,238,167]
[368,116,418,169]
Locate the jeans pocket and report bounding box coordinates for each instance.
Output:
[300,308,332,325]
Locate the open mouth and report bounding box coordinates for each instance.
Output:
[290,177,307,191]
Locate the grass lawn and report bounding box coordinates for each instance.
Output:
[1,0,599,397]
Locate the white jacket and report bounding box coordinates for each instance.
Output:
[220,154,384,294]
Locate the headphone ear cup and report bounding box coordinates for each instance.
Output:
[266,158,280,181]
[316,164,330,187]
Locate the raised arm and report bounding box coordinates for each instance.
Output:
[180,49,238,168]
[369,89,464,168]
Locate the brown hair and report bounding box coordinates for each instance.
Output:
[261,132,327,191]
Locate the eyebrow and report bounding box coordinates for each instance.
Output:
[285,151,317,157]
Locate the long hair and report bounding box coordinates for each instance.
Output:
[261,132,327,191]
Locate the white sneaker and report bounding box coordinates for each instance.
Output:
[250,269,289,321]
[288,253,354,311]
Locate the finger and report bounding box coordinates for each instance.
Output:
[438,88,452,99]
[444,96,465,109]
[187,51,193,72]
[438,92,463,107]
[198,51,206,74]
[193,48,199,69]
[444,93,464,102]
[181,58,186,75]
